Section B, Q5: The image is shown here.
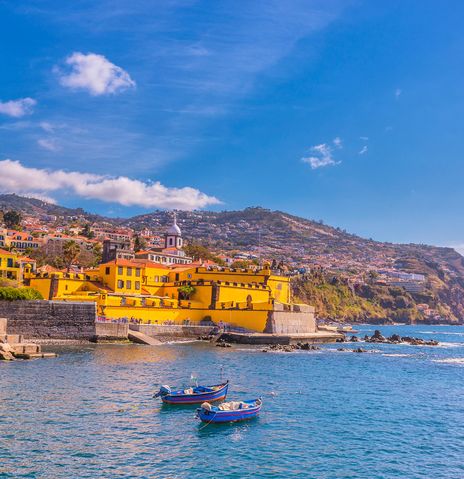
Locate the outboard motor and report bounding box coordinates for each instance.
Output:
[154,385,171,398]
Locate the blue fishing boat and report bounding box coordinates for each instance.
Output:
[196,398,262,423]
[154,381,229,405]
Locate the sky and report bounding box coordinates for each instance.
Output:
[0,0,463,251]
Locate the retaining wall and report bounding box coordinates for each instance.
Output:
[264,304,316,334]
[130,323,216,338]
[0,300,97,340]
[94,322,129,341]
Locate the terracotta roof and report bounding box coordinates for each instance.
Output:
[0,248,14,255]
[100,258,169,269]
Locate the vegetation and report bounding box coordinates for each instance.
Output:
[0,287,43,301]
[177,284,196,300]
[3,210,22,229]
[292,271,456,324]
[184,243,225,266]
[80,223,95,239]
[63,240,81,272]
[134,235,147,253]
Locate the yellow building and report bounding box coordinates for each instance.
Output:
[0,248,36,283]
[27,256,303,332]
[26,218,314,333]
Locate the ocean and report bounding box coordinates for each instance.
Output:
[1,324,463,479]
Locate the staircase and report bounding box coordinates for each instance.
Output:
[0,318,57,360]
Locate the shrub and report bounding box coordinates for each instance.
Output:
[0,287,43,301]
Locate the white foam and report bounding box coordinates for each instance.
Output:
[434,342,462,348]
[432,358,464,365]
[419,331,464,336]
[383,353,412,357]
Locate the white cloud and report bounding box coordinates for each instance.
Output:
[359,145,368,155]
[37,138,60,152]
[39,121,55,133]
[0,98,36,117]
[57,52,136,96]
[360,136,368,141]
[301,138,342,170]
[395,88,402,99]
[0,159,220,210]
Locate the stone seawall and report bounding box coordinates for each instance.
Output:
[0,300,97,340]
[94,322,129,341]
[130,323,216,338]
[264,303,316,334]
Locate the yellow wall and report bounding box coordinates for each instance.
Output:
[27,262,295,332]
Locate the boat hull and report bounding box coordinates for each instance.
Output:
[161,382,229,405]
[197,400,262,423]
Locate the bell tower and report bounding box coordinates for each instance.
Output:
[165,212,183,249]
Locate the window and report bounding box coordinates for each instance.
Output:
[135,281,140,290]
[127,267,132,276]
[117,280,124,289]
[126,280,132,289]
[118,266,123,275]
[135,268,141,277]
[105,267,110,275]
[7,258,13,267]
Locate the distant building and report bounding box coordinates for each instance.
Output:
[135,214,192,265]
[102,238,135,263]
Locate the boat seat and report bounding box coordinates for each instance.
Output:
[218,401,249,411]
[183,388,194,394]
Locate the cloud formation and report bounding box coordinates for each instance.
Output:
[0,159,220,210]
[359,145,368,155]
[57,52,136,96]
[301,138,342,170]
[37,138,60,151]
[0,98,36,117]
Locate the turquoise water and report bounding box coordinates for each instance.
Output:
[1,324,464,479]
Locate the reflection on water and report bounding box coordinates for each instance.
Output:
[1,325,464,479]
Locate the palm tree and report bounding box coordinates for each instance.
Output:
[62,240,81,272]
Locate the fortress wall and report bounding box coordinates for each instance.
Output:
[0,300,97,340]
[264,309,316,334]
[130,323,216,338]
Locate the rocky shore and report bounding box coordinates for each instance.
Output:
[337,329,439,346]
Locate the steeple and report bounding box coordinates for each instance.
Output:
[165,212,183,249]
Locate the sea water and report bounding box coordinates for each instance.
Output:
[1,325,464,479]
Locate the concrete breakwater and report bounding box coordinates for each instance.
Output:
[0,300,97,340]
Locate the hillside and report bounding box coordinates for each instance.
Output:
[1,196,463,322]
[0,194,102,221]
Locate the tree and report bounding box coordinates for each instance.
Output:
[62,240,81,272]
[80,223,95,239]
[134,235,147,253]
[177,284,196,300]
[3,210,22,229]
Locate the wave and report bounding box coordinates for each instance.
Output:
[383,353,413,357]
[432,358,464,365]
[434,342,463,348]
[418,331,464,336]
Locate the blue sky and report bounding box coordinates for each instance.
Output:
[0,0,463,251]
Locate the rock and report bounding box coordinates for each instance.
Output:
[350,335,359,342]
[215,342,231,348]
[388,334,401,343]
[370,330,385,342]
[0,344,15,360]
[353,348,367,353]
[336,337,345,343]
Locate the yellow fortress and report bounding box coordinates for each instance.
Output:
[27,218,315,333]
